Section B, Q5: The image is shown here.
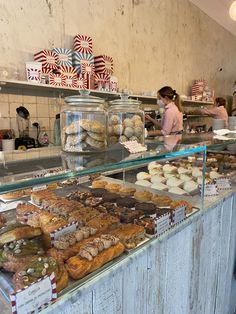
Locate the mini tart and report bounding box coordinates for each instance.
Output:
[119,187,136,197]
[105,183,121,193]
[162,164,177,173]
[136,172,151,181]
[149,168,163,176]
[151,195,172,207]
[166,178,183,188]
[147,161,162,171]
[92,180,108,188]
[134,191,153,202]
[135,180,152,187]
[150,175,166,184]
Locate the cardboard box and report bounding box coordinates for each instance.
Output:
[94,55,113,77]
[73,52,94,74]
[52,48,72,67]
[58,66,78,88]
[74,34,93,54]
[95,73,110,91]
[77,74,87,89]
[34,50,58,70]
[49,73,66,87]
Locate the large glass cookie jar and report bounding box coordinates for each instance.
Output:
[107,94,144,146]
[61,90,106,152]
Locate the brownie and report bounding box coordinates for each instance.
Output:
[84,197,103,207]
[113,207,142,223]
[66,191,92,202]
[134,217,156,235]
[116,197,137,208]
[90,188,107,197]
[135,202,156,215]
[102,192,119,203]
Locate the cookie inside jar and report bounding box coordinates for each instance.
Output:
[61,90,107,153]
[107,94,144,146]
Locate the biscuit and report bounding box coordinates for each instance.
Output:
[88,131,105,142]
[86,135,105,149]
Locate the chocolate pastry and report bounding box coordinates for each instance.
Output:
[90,188,107,197]
[102,202,116,211]
[134,217,156,235]
[113,207,142,223]
[102,192,119,203]
[135,202,156,215]
[84,197,103,207]
[116,197,137,208]
[66,191,92,202]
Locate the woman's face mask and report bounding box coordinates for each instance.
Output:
[157,99,165,108]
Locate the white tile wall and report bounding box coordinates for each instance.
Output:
[0,118,10,129]
[0,92,61,145]
[37,103,49,118]
[0,103,9,117]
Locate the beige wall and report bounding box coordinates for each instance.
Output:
[0,0,236,139]
[0,0,235,95]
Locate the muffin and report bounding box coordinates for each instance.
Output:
[134,191,153,202]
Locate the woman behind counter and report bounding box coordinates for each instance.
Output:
[146,86,183,136]
[186,97,228,128]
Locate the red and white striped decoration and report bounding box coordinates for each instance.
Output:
[34,50,59,70]
[49,73,66,87]
[65,76,78,88]
[74,34,93,54]
[94,55,113,77]
[77,74,87,89]
[81,62,95,75]
[10,273,57,314]
[26,67,41,82]
[58,66,77,77]
[94,73,110,91]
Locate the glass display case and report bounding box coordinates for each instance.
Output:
[0,133,235,312]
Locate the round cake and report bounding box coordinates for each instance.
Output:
[116,197,137,208]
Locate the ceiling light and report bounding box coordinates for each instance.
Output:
[229,1,236,21]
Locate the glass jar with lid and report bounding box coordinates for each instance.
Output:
[61,90,106,152]
[107,94,144,146]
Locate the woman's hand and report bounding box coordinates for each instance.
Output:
[145,114,155,122]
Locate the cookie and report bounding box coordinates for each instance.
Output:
[116,197,137,208]
[119,187,136,196]
[66,132,86,145]
[65,121,83,134]
[134,127,143,137]
[86,135,105,149]
[92,180,108,188]
[123,118,134,128]
[134,191,153,202]
[88,131,105,142]
[124,127,134,138]
[151,195,172,207]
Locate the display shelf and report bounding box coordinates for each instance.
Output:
[182,99,214,105]
[186,114,210,117]
[0,144,206,194]
[0,79,157,103]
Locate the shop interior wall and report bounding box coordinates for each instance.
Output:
[0,0,236,140]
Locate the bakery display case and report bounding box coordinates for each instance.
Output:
[0,140,208,312]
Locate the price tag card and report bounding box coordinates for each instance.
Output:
[201,183,219,197]
[0,201,22,212]
[155,214,171,236]
[50,222,78,243]
[32,185,47,192]
[10,273,57,314]
[215,177,231,191]
[121,140,147,154]
[172,206,186,224]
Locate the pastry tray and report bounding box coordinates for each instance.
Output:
[0,176,200,307]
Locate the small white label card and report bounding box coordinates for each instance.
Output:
[50,222,78,243]
[200,183,218,197]
[155,214,171,236]
[121,140,147,154]
[10,273,57,314]
[172,206,186,224]
[0,200,22,212]
[215,177,231,191]
[32,184,48,192]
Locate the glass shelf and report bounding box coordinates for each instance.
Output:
[182,99,214,106]
[0,143,206,194]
